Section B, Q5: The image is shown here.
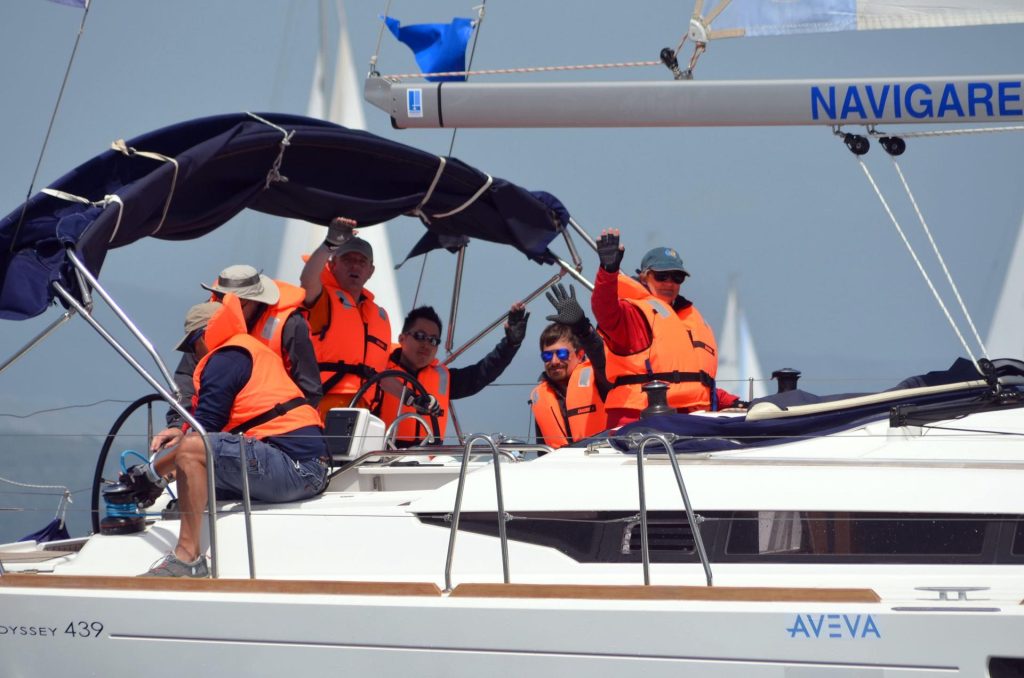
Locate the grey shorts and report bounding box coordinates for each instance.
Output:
[207,433,328,503]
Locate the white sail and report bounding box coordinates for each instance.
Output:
[274,2,403,324]
[987,210,1024,358]
[710,0,1024,37]
[717,283,768,400]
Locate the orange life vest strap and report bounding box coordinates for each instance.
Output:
[229,396,308,435]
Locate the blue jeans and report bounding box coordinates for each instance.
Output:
[207,433,328,503]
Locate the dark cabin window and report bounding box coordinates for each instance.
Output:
[725,512,987,557]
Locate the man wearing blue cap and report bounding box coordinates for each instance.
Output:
[590,228,741,428]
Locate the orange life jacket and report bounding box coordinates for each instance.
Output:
[531,359,606,449]
[194,294,322,439]
[530,379,570,449]
[251,280,306,367]
[376,349,450,444]
[565,361,608,441]
[602,275,713,412]
[309,265,391,403]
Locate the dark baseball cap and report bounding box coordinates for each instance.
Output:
[638,247,689,276]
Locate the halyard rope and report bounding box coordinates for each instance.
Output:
[888,157,988,358]
[854,157,983,372]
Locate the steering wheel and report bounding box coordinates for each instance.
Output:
[347,369,442,443]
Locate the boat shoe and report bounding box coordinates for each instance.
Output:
[140,552,210,578]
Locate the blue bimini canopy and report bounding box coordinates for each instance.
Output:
[0,113,568,321]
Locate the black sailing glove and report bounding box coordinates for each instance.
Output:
[596,231,624,273]
[405,393,442,418]
[123,464,168,509]
[544,283,586,328]
[504,306,529,344]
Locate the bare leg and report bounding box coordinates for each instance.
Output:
[172,435,208,563]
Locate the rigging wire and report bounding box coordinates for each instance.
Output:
[888,157,988,358]
[9,2,92,255]
[411,1,489,310]
[852,156,983,372]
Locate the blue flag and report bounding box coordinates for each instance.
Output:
[383,16,474,82]
[46,0,88,7]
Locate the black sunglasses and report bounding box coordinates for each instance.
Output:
[650,270,686,284]
[409,330,441,347]
[541,348,572,363]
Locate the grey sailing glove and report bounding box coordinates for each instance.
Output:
[325,217,357,249]
[504,305,529,344]
[596,231,624,272]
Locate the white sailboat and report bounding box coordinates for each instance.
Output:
[2,2,1024,676]
[274,2,403,322]
[716,281,768,400]
[987,212,1024,358]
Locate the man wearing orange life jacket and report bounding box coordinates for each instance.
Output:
[300,221,391,418]
[142,296,328,577]
[591,229,743,429]
[163,264,322,431]
[530,284,611,449]
[375,304,528,446]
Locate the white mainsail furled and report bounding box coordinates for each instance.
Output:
[717,283,768,400]
[708,0,1024,38]
[987,211,1024,358]
[274,2,403,322]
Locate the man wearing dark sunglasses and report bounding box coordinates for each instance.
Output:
[530,284,611,449]
[376,302,529,446]
[590,229,742,428]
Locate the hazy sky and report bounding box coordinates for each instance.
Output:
[1,1,1022,537]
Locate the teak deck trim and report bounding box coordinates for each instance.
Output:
[449,583,881,602]
[0,574,441,596]
[0,574,881,602]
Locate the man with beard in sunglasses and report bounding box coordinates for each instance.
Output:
[591,229,742,428]
[530,284,611,450]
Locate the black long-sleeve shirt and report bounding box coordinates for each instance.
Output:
[166,311,322,428]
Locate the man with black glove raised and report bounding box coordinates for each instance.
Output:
[375,303,529,446]
[531,284,611,449]
[591,228,742,428]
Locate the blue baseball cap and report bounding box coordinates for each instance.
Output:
[638,247,689,276]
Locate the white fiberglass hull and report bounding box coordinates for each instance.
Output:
[1,578,1022,677]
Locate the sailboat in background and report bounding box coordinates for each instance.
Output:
[716,282,767,400]
[987,212,1024,358]
[274,1,403,322]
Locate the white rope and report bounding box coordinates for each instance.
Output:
[412,156,448,224]
[368,0,395,74]
[889,157,988,358]
[890,125,1024,139]
[854,158,982,372]
[0,474,71,494]
[111,139,180,235]
[41,189,125,244]
[432,174,493,219]
[245,111,295,188]
[381,59,662,82]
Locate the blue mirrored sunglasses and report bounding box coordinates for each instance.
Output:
[541,348,571,363]
[410,330,441,347]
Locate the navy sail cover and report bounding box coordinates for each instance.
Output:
[0,113,568,320]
